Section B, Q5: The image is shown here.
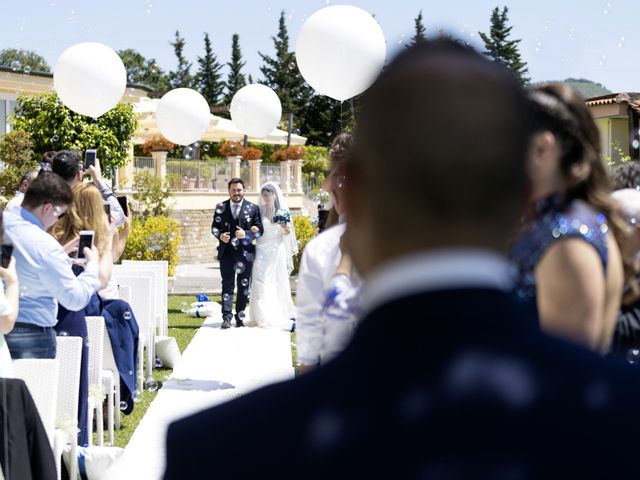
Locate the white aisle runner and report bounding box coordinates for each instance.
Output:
[103,316,295,480]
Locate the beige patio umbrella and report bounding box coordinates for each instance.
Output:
[132,98,306,145]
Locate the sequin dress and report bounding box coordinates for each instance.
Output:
[510,195,609,316]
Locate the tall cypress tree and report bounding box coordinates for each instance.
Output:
[195,33,224,105]
[259,10,312,126]
[169,30,193,88]
[408,10,427,46]
[478,6,529,85]
[223,33,247,106]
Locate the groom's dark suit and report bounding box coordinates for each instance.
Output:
[164,287,640,478]
[211,198,263,322]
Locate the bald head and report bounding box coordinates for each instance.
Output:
[347,39,531,275]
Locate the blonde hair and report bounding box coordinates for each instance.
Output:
[50,182,110,254]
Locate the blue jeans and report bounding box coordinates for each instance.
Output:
[5,323,56,359]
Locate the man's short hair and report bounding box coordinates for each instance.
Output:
[612,188,640,225]
[612,162,640,191]
[51,150,83,182]
[228,178,245,189]
[19,169,38,186]
[353,39,530,235]
[22,172,73,209]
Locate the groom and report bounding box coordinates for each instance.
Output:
[212,178,263,329]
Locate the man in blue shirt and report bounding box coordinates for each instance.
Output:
[3,172,101,359]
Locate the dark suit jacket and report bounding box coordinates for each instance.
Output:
[211,199,263,261]
[164,289,640,478]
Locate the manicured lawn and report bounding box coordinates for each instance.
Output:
[108,295,217,447]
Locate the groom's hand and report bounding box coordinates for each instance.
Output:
[250,226,260,234]
[235,226,246,239]
[220,232,231,243]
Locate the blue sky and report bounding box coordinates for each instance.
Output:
[0,0,636,92]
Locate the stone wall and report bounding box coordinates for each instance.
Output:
[169,209,218,264]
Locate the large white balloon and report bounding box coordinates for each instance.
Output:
[156,88,211,145]
[230,84,282,139]
[54,42,126,118]
[296,5,386,101]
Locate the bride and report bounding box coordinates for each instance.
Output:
[249,182,298,330]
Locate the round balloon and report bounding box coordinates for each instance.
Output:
[156,88,211,145]
[230,84,282,138]
[295,5,386,101]
[54,42,127,118]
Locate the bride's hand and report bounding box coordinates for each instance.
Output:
[280,222,290,235]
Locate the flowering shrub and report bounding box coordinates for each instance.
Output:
[142,135,174,156]
[219,141,243,157]
[242,146,263,160]
[120,216,181,276]
[292,216,315,275]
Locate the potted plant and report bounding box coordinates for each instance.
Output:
[219,141,243,157]
[142,135,175,156]
[286,145,305,160]
[273,148,288,162]
[242,146,263,160]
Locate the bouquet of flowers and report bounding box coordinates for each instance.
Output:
[273,208,291,224]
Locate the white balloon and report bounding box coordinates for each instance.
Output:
[296,5,386,101]
[54,42,126,118]
[156,88,211,145]
[230,84,282,138]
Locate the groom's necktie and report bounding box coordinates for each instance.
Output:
[232,203,240,220]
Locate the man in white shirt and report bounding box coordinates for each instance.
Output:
[165,39,640,478]
[4,169,38,214]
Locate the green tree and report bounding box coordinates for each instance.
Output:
[10,93,137,176]
[479,6,529,85]
[169,30,193,88]
[224,34,247,106]
[0,48,50,73]
[299,94,357,146]
[131,171,171,220]
[0,130,37,198]
[195,33,224,106]
[117,49,170,91]
[409,10,427,46]
[259,11,312,127]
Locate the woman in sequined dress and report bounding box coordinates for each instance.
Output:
[510,83,625,354]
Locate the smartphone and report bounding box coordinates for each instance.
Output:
[104,203,111,218]
[116,196,128,217]
[318,208,330,233]
[77,230,95,259]
[0,245,13,269]
[84,149,97,169]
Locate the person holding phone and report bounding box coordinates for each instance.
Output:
[51,150,125,227]
[2,173,101,360]
[50,182,139,423]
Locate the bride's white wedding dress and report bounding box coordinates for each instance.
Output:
[249,183,297,330]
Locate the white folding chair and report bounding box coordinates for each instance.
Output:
[85,316,110,447]
[101,319,122,431]
[14,358,59,477]
[55,336,82,480]
[121,260,168,336]
[110,270,155,393]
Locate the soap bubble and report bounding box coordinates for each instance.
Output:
[145,378,158,392]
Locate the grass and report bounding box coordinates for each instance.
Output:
[106,295,217,448]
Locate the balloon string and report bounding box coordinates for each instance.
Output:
[340,101,344,133]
